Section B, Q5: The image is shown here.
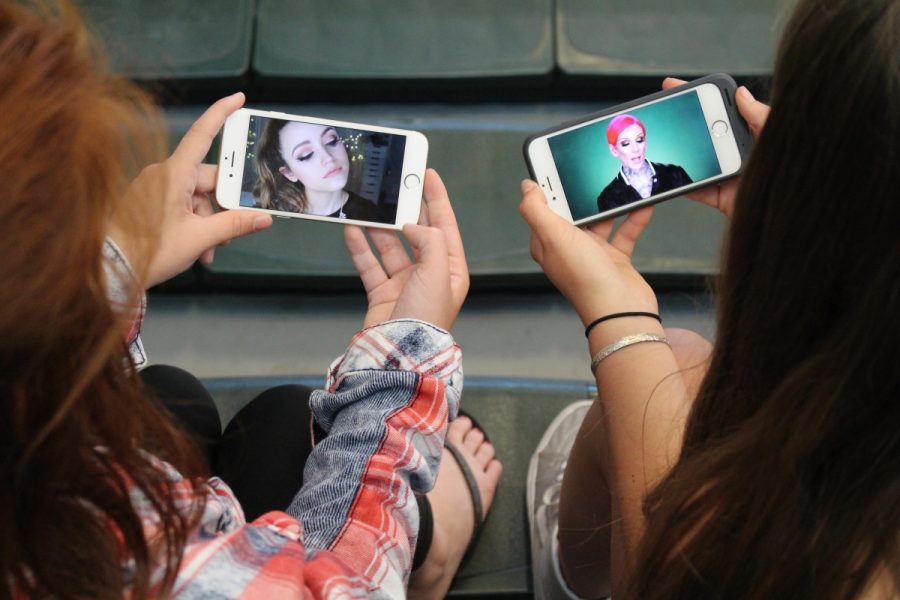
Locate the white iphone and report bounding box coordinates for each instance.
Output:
[524,74,753,225]
[217,108,428,229]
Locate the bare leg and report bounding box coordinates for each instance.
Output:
[557,398,612,598]
[408,415,503,599]
[557,327,712,598]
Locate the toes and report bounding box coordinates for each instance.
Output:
[474,440,495,466]
[485,459,503,490]
[478,459,504,515]
[445,414,471,445]
[447,414,501,478]
[462,426,485,452]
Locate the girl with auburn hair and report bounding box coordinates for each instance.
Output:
[0,3,196,597]
[1,2,499,599]
[521,0,899,597]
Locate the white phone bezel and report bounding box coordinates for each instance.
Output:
[216,108,428,230]
[526,83,743,225]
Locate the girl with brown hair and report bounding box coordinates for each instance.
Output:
[521,0,899,597]
[0,2,499,598]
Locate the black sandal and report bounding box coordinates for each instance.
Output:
[410,410,493,572]
[443,409,491,565]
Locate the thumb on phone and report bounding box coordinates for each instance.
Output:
[518,179,550,229]
[149,209,273,286]
[197,209,273,251]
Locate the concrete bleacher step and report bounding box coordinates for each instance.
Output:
[78,0,254,80]
[82,0,777,84]
[556,0,779,76]
[142,291,717,384]
[254,0,554,79]
[204,375,598,598]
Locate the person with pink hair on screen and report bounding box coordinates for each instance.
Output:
[596,114,692,213]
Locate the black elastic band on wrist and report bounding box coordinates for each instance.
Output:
[584,311,662,338]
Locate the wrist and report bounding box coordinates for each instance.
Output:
[584,311,661,338]
[106,223,152,290]
[326,318,463,418]
[587,316,666,357]
[573,292,658,330]
[103,237,148,368]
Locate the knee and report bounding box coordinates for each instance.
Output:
[665,328,712,365]
[236,384,313,421]
[664,327,713,398]
[141,364,211,402]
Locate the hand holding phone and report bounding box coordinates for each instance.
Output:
[519,179,658,328]
[112,94,274,288]
[217,109,427,230]
[660,78,770,219]
[345,169,469,331]
[524,74,754,225]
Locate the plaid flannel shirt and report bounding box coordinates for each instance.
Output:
[102,239,463,598]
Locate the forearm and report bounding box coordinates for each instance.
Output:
[588,319,690,580]
[288,319,462,591]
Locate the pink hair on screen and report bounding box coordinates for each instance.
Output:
[606,114,646,145]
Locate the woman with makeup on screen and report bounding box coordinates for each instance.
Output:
[522,0,899,597]
[254,119,385,222]
[596,114,692,213]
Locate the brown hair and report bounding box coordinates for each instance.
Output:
[253,118,309,212]
[0,2,206,598]
[632,0,900,597]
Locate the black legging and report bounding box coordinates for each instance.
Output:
[140,364,433,569]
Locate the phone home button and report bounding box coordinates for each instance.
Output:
[711,120,729,137]
[403,174,421,190]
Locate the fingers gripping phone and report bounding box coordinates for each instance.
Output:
[217,108,428,229]
[524,74,753,225]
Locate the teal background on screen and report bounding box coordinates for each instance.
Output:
[548,91,720,221]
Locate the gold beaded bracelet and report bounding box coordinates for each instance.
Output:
[590,333,670,374]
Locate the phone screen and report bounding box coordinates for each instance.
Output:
[239,114,409,226]
[546,89,722,222]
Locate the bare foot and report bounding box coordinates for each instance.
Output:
[408,415,503,599]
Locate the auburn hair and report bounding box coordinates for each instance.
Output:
[631,0,900,597]
[0,2,206,598]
